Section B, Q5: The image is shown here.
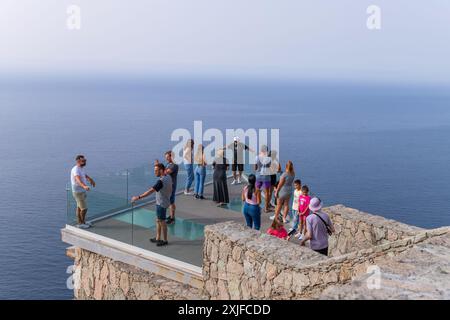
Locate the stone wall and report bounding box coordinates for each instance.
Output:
[203,222,327,300]
[70,204,447,300]
[325,205,424,257]
[202,221,448,300]
[320,231,450,300]
[73,248,205,300]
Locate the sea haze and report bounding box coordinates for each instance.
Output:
[0,76,449,299]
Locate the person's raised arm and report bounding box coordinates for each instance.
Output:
[131,179,162,203]
[131,187,155,203]
[245,144,255,153]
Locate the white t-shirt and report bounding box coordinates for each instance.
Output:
[183,148,193,164]
[255,154,272,176]
[71,165,88,193]
[292,189,302,211]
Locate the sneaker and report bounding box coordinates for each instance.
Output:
[184,190,194,195]
[149,237,158,243]
[85,222,93,227]
[79,224,90,229]
[195,194,200,199]
[199,196,205,200]
[237,178,241,184]
[156,240,169,247]
[269,215,275,220]
[231,179,237,185]
[297,234,303,241]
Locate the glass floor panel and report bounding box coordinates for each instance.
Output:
[113,207,205,241]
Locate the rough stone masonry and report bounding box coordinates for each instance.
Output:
[71,205,450,300]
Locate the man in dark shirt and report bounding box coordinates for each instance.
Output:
[227,137,253,184]
[164,151,179,225]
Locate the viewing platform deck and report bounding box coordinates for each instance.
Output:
[89,177,271,266]
[61,172,450,300]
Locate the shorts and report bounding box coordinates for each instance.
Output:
[300,213,309,224]
[156,205,167,221]
[270,174,277,186]
[73,192,87,210]
[170,186,176,205]
[232,163,244,172]
[256,175,271,190]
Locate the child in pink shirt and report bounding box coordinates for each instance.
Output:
[267,219,288,240]
[296,185,311,239]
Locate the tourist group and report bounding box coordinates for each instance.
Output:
[69,137,334,255]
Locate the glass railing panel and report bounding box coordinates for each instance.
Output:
[65,154,258,247]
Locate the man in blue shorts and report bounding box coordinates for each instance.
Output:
[131,162,172,247]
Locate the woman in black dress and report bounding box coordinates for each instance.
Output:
[212,148,229,207]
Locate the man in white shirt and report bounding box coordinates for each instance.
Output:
[71,155,95,229]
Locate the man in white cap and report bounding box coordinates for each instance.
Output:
[299,197,335,256]
[227,136,254,185]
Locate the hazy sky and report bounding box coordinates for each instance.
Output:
[1,0,450,84]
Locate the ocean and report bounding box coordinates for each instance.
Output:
[0,76,449,299]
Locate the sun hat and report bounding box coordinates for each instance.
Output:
[309,197,323,212]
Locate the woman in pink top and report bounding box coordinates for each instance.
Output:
[241,174,261,230]
[267,219,288,240]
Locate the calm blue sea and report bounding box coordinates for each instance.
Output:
[0,76,449,299]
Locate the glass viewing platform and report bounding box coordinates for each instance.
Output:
[65,161,273,267]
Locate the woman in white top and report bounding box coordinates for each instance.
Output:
[183,139,195,195]
[194,144,207,199]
